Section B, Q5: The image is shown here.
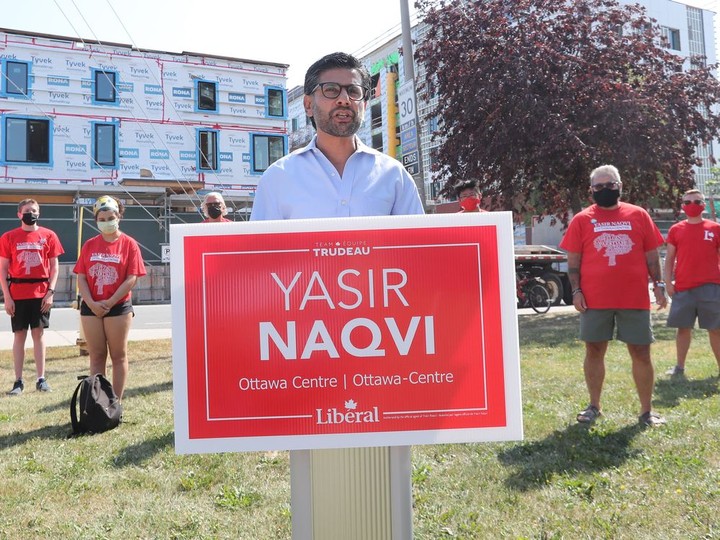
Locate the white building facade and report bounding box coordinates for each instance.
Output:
[0,28,288,200]
[619,0,718,193]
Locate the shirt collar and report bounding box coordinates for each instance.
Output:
[298,135,373,156]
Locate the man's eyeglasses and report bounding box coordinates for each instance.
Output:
[311,82,368,102]
[590,181,620,192]
[682,199,704,205]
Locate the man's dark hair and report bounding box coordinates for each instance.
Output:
[304,52,371,98]
[453,180,481,199]
[304,52,371,129]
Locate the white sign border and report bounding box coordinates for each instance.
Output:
[171,212,523,453]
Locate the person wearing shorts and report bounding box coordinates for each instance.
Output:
[664,189,720,377]
[0,199,64,395]
[560,165,667,427]
[73,196,146,401]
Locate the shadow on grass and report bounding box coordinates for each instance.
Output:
[0,422,74,449]
[497,423,642,491]
[37,380,174,414]
[519,310,673,348]
[113,431,174,468]
[124,380,173,398]
[653,375,719,408]
[518,312,580,347]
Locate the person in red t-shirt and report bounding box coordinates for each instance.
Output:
[201,192,232,222]
[559,165,667,427]
[74,196,146,400]
[664,189,720,377]
[454,180,488,213]
[0,199,64,395]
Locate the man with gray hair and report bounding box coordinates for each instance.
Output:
[201,192,231,223]
[559,165,667,427]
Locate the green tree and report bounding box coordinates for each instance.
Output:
[415,0,720,219]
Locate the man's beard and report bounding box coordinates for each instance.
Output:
[314,106,362,137]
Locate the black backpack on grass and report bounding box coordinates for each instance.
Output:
[70,374,123,435]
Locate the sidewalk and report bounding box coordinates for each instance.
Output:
[0,328,172,351]
[0,304,172,351]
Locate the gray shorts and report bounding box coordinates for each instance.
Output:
[579,309,654,345]
[667,283,720,330]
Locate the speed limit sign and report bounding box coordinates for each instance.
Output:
[398,81,416,130]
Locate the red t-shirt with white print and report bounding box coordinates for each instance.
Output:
[73,233,146,303]
[559,202,664,309]
[0,226,64,300]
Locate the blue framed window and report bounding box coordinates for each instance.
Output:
[197,128,219,171]
[91,121,119,168]
[265,86,286,118]
[250,133,286,174]
[1,115,53,166]
[195,80,218,112]
[92,68,119,105]
[2,60,31,98]
[661,26,681,51]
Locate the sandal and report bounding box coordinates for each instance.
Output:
[639,411,666,427]
[576,405,601,424]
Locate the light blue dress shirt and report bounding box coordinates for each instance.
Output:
[250,136,424,220]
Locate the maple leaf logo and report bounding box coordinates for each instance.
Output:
[345,399,357,410]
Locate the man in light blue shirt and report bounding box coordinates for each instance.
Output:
[249,51,422,536]
[250,52,424,220]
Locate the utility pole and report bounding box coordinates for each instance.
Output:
[399,0,427,205]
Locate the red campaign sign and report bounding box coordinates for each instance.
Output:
[172,214,522,452]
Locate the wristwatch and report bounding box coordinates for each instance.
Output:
[46,288,55,295]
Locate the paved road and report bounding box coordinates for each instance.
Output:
[0,304,172,351]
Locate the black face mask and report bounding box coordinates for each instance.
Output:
[592,188,621,208]
[21,212,38,225]
[206,205,223,219]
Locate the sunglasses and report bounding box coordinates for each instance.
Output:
[590,181,620,192]
[681,200,704,205]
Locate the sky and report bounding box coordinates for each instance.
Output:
[0,0,718,89]
[0,0,419,88]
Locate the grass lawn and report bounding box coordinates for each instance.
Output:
[1,310,719,539]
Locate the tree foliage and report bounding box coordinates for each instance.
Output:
[415,0,720,218]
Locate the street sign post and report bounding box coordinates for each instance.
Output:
[397,80,425,202]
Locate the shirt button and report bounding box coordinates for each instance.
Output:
[341,200,347,206]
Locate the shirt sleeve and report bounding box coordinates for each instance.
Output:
[0,234,9,260]
[391,167,425,216]
[73,244,87,275]
[48,231,65,258]
[250,167,281,221]
[558,217,582,252]
[642,211,665,250]
[126,237,147,277]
